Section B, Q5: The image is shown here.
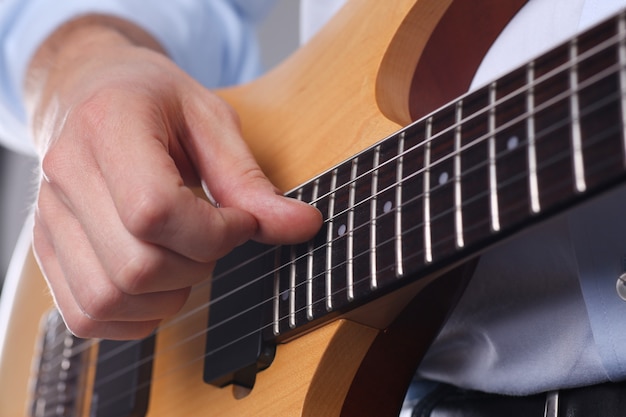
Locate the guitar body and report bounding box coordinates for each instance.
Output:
[0,1,527,415]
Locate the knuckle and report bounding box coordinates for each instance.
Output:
[63,313,100,339]
[119,190,171,241]
[70,89,117,132]
[158,288,191,318]
[241,165,272,187]
[70,106,104,136]
[216,100,240,127]
[184,90,241,130]
[78,287,125,322]
[112,251,156,295]
[40,145,71,188]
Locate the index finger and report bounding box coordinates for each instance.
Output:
[87,91,259,262]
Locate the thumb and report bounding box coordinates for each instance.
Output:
[212,169,322,245]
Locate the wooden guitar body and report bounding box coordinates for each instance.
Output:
[0,1,534,415]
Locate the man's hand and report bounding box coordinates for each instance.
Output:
[23,16,322,340]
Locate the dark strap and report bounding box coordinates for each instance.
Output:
[411,381,626,417]
[558,382,626,417]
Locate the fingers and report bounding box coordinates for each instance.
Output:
[34,98,230,339]
[96,131,257,262]
[33,211,163,340]
[80,89,259,262]
[41,146,210,299]
[180,91,324,245]
[31,63,323,341]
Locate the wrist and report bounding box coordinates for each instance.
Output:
[23,15,166,151]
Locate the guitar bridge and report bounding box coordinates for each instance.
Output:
[30,310,91,417]
[30,310,155,417]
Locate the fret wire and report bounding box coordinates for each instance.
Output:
[306,179,319,320]
[325,169,338,311]
[347,158,358,301]
[569,38,587,193]
[488,83,501,232]
[454,101,465,248]
[289,245,296,328]
[423,118,434,264]
[204,135,586,332]
[288,188,304,328]
[395,132,405,277]
[370,146,381,290]
[296,59,618,225]
[268,83,622,328]
[272,257,280,335]
[619,14,626,165]
[205,112,620,342]
[526,61,541,213]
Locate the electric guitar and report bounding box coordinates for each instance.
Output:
[2,0,626,415]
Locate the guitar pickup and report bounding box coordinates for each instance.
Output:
[203,241,277,389]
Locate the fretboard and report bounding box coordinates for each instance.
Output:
[204,10,626,386]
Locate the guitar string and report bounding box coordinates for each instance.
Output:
[42,46,620,376]
[168,24,625,296]
[86,86,624,403]
[39,28,625,383]
[40,81,598,368]
[36,23,626,404]
[78,20,626,412]
[91,129,626,411]
[68,102,625,414]
[94,25,624,330]
[96,29,626,357]
[44,67,621,371]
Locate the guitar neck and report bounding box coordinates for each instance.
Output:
[281,10,626,331]
[205,9,626,386]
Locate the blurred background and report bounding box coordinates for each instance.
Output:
[0,0,300,294]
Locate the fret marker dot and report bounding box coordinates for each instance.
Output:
[281,291,289,301]
[383,201,393,213]
[338,224,347,236]
[438,171,449,185]
[507,136,520,150]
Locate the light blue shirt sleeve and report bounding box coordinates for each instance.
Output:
[0,0,275,155]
